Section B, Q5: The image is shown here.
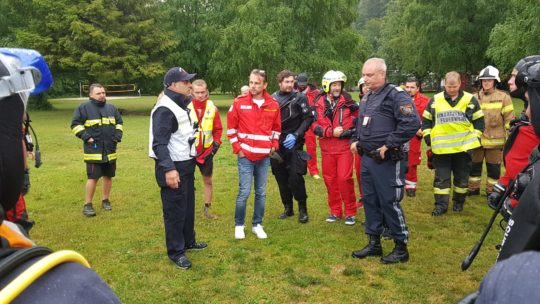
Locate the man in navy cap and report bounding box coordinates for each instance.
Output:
[149,67,207,270]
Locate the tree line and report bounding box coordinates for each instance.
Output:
[1,0,538,103]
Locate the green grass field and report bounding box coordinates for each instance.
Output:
[24,94,522,303]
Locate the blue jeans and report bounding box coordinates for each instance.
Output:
[234,156,270,227]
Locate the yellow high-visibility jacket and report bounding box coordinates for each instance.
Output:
[422,91,484,154]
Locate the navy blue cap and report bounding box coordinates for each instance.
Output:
[164,67,196,86]
[296,73,308,86]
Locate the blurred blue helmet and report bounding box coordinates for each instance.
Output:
[0,48,54,99]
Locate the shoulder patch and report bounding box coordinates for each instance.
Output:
[395,86,404,92]
[400,104,414,116]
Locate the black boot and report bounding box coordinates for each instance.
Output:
[453,201,464,212]
[298,201,309,223]
[278,204,294,219]
[352,235,383,259]
[431,204,448,216]
[381,241,409,264]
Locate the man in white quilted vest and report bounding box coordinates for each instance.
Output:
[149,67,208,270]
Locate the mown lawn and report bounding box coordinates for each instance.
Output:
[24,94,521,303]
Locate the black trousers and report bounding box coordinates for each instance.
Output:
[270,150,307,209]
[0,94,25,218]
[362,156,409,243]
[433,152,471,208]
[158,159,196,261]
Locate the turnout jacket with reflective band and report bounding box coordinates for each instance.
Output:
[475,88,515,149]
[149,92,196,165]
[71,99,123,163]
[312,93,358,154]
[422,91,484,154]
[227,91,281,161]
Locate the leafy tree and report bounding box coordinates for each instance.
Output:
[354,0,390,56]
[487,0,540,74]
[209,0,370,93]
[163,0,230,91]
[14,0,175,95]
[379,0,508,77]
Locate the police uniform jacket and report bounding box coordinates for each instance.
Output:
[271,90,314,147]
[71,99,123,163]
[356,83,420,152]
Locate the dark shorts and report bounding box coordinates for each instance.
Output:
[196,157,213,177]
[86,162,116,179]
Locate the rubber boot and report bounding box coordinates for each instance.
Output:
[298,201,309,224]
[381,241,409,264]
[278,204,294,219]
[352,235,383,259]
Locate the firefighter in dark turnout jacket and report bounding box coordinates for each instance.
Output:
[271,70,314,223]
[71,84,123,217]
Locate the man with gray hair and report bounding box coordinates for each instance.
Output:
[351,58,420,264]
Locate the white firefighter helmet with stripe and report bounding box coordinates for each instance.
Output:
[478,65,501,82]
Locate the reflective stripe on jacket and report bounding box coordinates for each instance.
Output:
[475,89,515,149]
[71,99,123,163]
[429,92,482,154]
[188,100,216,149]
[227,91,281,161]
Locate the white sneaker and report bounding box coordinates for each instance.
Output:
[312,174,321,180]
[235,226,245,239]
[251,224,267,239]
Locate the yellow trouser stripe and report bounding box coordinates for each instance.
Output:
[487,178,498,185]
[434,188,451,195]
[454,186,468,194]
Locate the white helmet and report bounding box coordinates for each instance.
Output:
[477,65,500,82]
[321,70,347,93]
[357,77,365,88]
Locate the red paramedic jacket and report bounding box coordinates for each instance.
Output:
[311,93,358,154]
[227,91,281,161]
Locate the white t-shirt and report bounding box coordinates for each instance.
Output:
[253,98,264,108]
